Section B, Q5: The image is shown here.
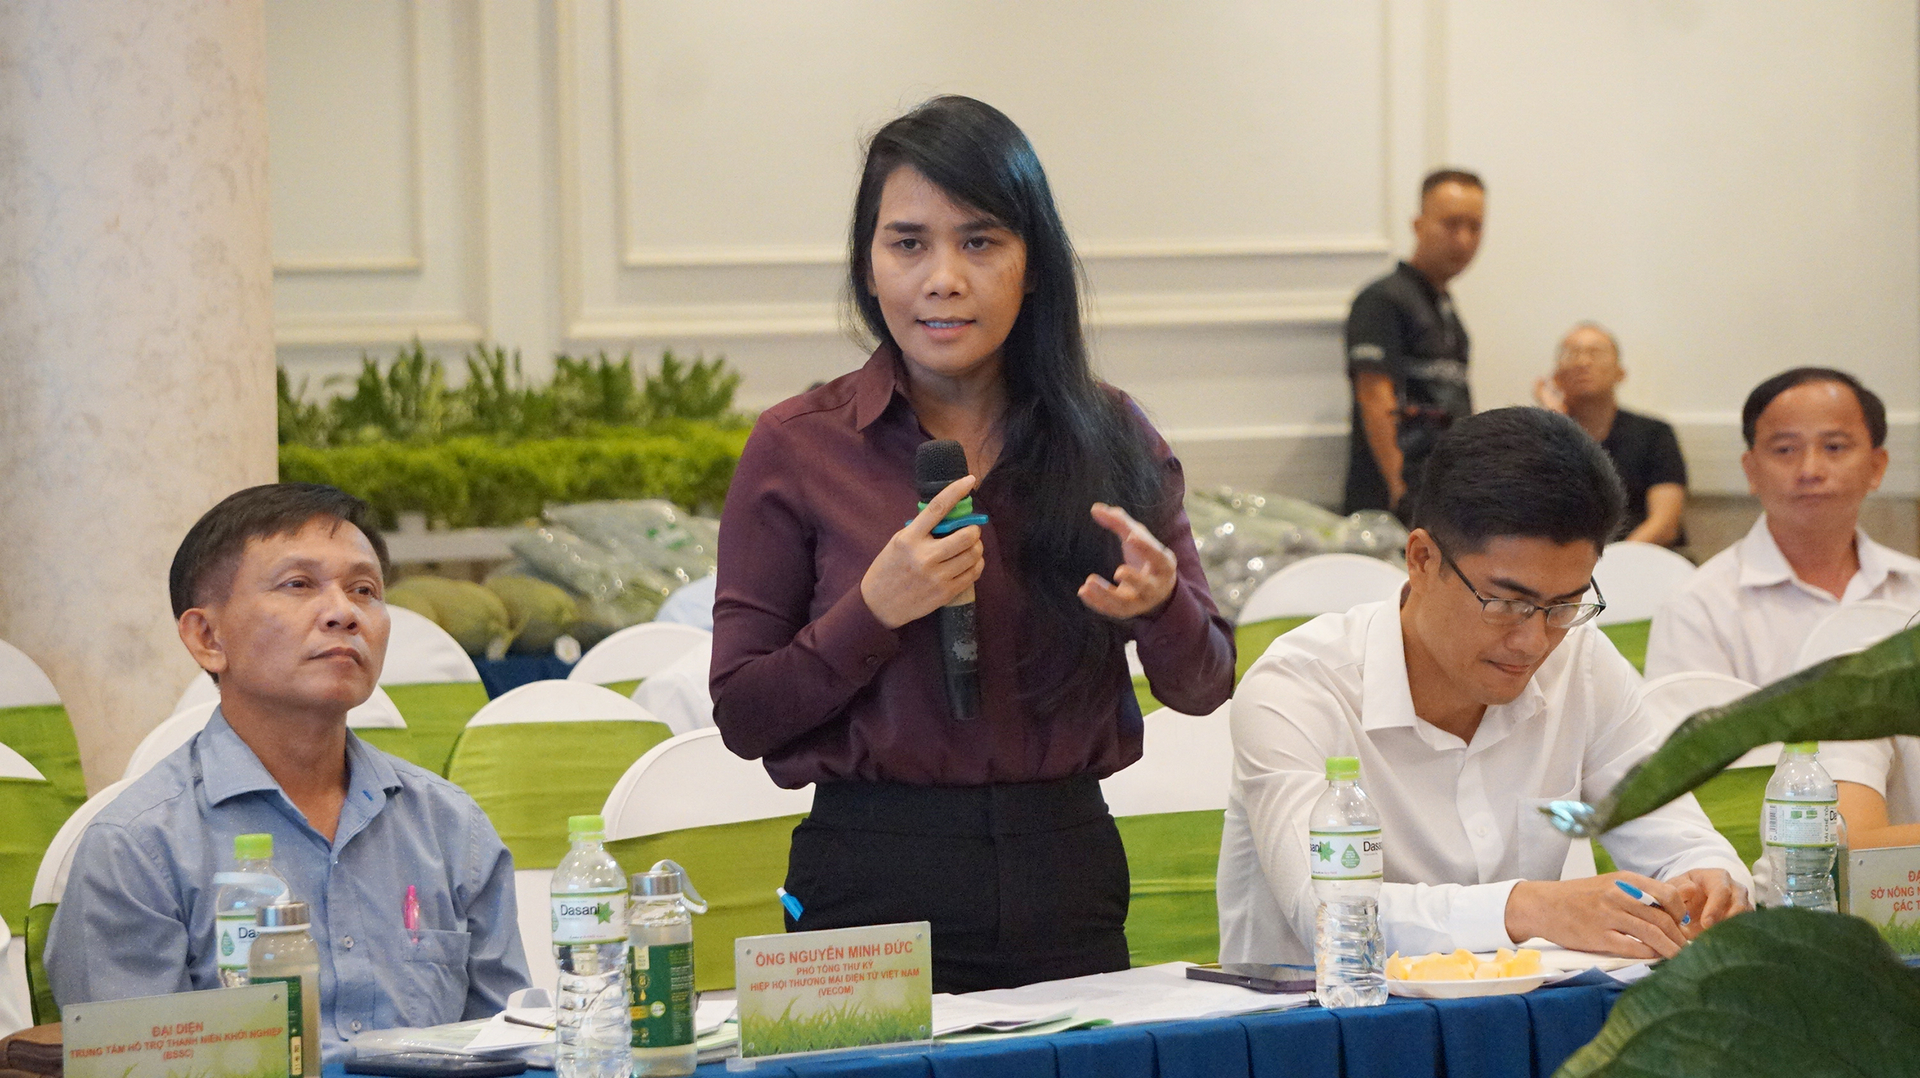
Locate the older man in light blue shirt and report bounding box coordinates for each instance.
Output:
[45,484,529,1061]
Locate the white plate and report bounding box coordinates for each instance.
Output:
[1385,972,1554,999]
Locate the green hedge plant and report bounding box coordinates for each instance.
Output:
[280,424,748,529]
[278,340,744,447]
[277,342,750,527]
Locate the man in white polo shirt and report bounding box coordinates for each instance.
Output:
[1644,369,1920,853]
[1644,368,1920,686]
[1218,408,1748,966]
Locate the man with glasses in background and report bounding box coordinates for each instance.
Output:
[1217,408,1748,966]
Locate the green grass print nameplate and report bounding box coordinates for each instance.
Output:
[64,984,290,1078]
[1847,844,1920,956]
[735,921,932,1060]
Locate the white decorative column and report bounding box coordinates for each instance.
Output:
[0,0,277,788]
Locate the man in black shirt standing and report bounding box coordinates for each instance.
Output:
[1536,322,1689,547]
[1343,169,1485,521]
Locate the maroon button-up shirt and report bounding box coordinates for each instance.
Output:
[710,345,1235,789]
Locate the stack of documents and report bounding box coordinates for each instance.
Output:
[936,962,1310,1038]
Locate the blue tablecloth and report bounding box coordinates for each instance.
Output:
[327,983,1618,1078]
[703,984,1618,1078]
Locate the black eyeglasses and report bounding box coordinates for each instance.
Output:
[1437,547,1607,629]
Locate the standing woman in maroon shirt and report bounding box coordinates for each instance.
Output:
[711,95,1235,992]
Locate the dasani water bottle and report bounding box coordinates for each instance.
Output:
[213,833,289,988]
[1309,756,1385,1006]
[1758,742,1838,912]
[552,815,630,1078]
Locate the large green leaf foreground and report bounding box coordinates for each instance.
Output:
[1555,908,1920,1077]
[1553,627,1920,836]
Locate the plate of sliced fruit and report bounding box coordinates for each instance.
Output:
[1384,947,1554,998]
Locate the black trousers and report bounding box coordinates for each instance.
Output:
[781,775,1132,994]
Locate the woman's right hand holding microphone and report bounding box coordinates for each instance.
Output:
[861,475,985,630]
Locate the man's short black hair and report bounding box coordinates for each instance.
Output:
[1741,367,1887,449]
[1421,168,1484,202]
[169,483,389,619]
[1413,407,1625,556]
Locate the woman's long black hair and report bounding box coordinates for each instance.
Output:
[846,95,1169,711]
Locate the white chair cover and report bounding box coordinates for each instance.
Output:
[567,623,711,685]
[629,637,714,737]
[653,574,717,631]
[0,641,60,709]
[1639,671,1771,767]
[125,688,408,782]
[601,729,813,840]
[1236,553,1406,625]
[0,913,26,1038]
[1793,600,1919,673]
[31,778,135,910]
[1099,704,1233,817]
[461,680,665,992]
[463,680,656,727]
[1592,541,1698,626]
[383,605,484,684]
[0,743,45,782]
[173,671,219,715]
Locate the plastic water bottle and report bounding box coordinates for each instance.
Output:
[1833,809,1851,914]
[1309,756,1385,1006]
[552,815,630,1078]
[213,833,289,988]
[1758,742,1838,912]
[249,902,321,1078]
[627,861,707,1077]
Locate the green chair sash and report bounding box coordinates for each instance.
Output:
[1593,842,1618,876]
[0,778,75,960]
[601,680,641,700]
[1600,619,1651,674]
[1235,616,1315,681]
[383,682,493,777]
[607,815,804,992]
[1134,616,1314,716]
[353,727,420,767]
[1691,765,1774,868]
[1593,765,1772,876]
[26,902,56,1026]
[1114,810,1226,967]
[0,704,85,804]
[445,721,673,870]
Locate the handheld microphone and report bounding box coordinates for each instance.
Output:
[915,439,980,722]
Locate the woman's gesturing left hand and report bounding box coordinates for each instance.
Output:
[1078,502,1178,619]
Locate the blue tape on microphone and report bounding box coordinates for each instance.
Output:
[908,495,990,536]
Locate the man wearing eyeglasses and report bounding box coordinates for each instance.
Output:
[1217,408,1749,966]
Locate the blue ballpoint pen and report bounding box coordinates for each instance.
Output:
[1615,878,1690,925]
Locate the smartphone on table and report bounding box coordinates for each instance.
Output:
[1185,963,1316,993]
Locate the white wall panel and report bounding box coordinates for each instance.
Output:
[268,0,420,271]
[570,0,1396,332]
[1445,0,1920,493]
[610,2,1387,264]
[270,0,486,366]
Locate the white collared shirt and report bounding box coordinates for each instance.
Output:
[1217,600,1748,965]
[1821,736,1920,827]
[1644,515,1920,685]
